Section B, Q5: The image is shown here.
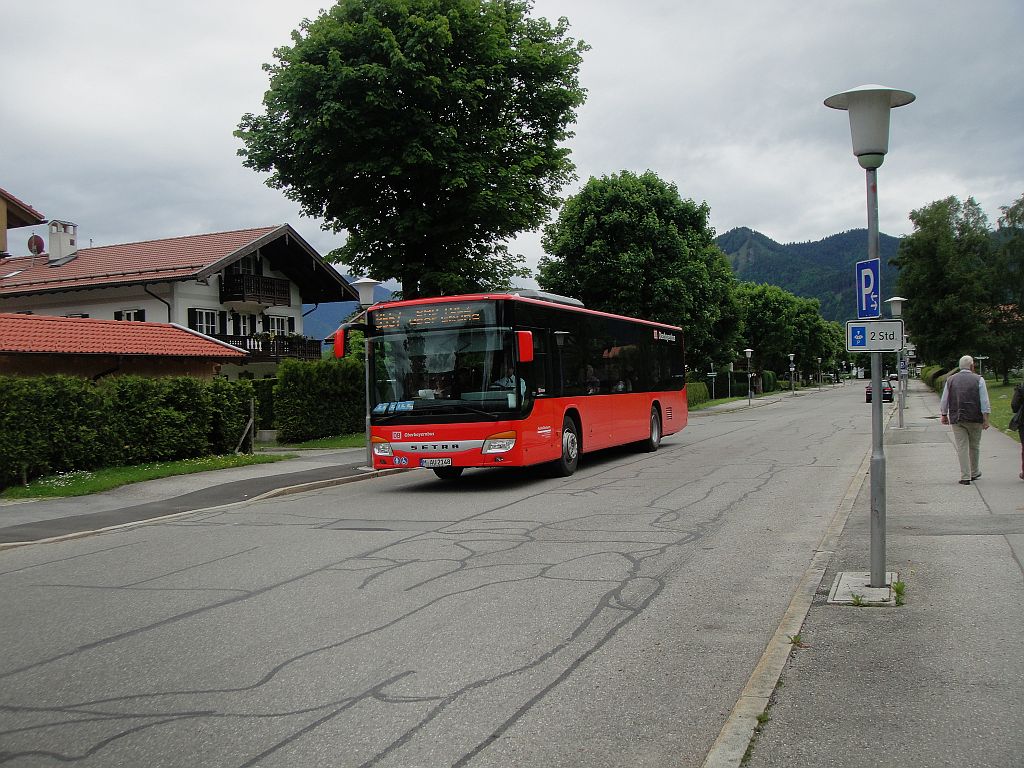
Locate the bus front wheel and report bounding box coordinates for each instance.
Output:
[433,467,464,480]
[552,417,580,476]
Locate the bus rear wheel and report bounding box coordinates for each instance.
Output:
[642,407,662,452]
[552,417,580,476]
[433,467,464,480]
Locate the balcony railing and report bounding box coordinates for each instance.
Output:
[220,274,291,307]
[215,334,322,362]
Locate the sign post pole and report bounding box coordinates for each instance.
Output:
[865,167,887,589]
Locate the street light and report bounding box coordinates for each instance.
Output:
[745,348,754,407]
[351,276,382,470]
[886,296,907,428]
[827,84,914,591]
[817,357,822,390]
[788,352,795,395]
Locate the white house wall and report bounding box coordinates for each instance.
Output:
[2,274,305,336]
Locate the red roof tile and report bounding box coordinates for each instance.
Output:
[0,313,247,358]
[0,226,279,296]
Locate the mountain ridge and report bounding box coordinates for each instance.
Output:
[715,227,901,323]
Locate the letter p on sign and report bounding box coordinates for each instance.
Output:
[856,258,881,319]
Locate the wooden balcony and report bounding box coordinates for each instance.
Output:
[215,334,323,362]
[220,274,291,307]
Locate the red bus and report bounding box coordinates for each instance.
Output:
[336,290,687,479]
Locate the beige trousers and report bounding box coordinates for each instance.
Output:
[951,421,983,481]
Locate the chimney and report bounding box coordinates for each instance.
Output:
[48,220,79,265]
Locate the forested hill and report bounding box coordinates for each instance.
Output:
[715,227,901,323]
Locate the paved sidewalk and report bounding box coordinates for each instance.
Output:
[741,378,1024,767]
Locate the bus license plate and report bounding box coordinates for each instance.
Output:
[420,458,452,468]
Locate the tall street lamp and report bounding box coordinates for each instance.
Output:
[817,357,822,391]
[745,348,754,407]
[788,353,795,395]
[351,276,382,470]
[886,296,907,428]
[826,84,914,590]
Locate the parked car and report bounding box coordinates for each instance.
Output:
[888,373,899,382]
[865,382,894,403]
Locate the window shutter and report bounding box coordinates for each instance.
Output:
[255,252,264,276]
[114,311,123,321]
[287,316,295,334]
[187,308,197,330]
[232,312,240,335]
[249,314,257,334]
[137,309,145,322]
[218,311,228,335]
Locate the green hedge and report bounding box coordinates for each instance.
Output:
[687,382,709,407]
[273,357,365,443]
[921,365,947,391]
[252,378,276,430]
[0,375,254,490]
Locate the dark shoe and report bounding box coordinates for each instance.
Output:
[971,472,982,480]
[958,480,971,485]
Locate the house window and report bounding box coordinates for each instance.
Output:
[266,315,289,335]
[226,254,257,276]
[194,309,219,335]
[114,309,146,321]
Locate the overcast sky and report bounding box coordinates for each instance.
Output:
[3,1,1022,283]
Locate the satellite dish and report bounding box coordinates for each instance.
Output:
[27,234,45,255]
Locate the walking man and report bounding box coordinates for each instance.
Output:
[939,355,991,485]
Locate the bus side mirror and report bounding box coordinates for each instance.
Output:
[516,330,534,364]
[332,327,347,358]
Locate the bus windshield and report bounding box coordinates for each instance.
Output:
[370,327,525,421]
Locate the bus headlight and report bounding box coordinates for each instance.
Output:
[371,437,393,456]
[482,431,516,454]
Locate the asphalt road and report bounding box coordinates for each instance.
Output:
[0,383,871,767]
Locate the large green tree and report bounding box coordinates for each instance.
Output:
[991,194,1024,382]
[537,170,741,370]
[237,0,587,298]
[893,196,992,367]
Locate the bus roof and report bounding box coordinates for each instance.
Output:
[369,292,683,332]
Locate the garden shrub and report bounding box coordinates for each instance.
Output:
[252,378,276,430]
[0,374,255,490]
[687,382,709,407]
[273,357,365,443]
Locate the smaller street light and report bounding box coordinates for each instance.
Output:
[817,357,822,390]
[886,296,907,428]
[744,348,754,407]
[788,353,795,395]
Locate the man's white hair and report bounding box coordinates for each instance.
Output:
[959,355,974,370]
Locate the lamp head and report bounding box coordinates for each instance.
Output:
[885,295,906,318]
[351,276,382,308]
[744,348,753,358]
[825,84,915,168]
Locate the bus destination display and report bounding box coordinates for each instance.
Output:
[373,302,496,332]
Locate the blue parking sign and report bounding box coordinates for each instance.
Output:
[850,325,867,347]
[856,258,881,319]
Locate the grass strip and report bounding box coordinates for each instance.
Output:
[0,454,293,500]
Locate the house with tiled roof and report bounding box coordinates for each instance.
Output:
[0,213,358,379]
[0,313,247,379]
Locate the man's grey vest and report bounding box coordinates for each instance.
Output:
[946,370,983,424]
